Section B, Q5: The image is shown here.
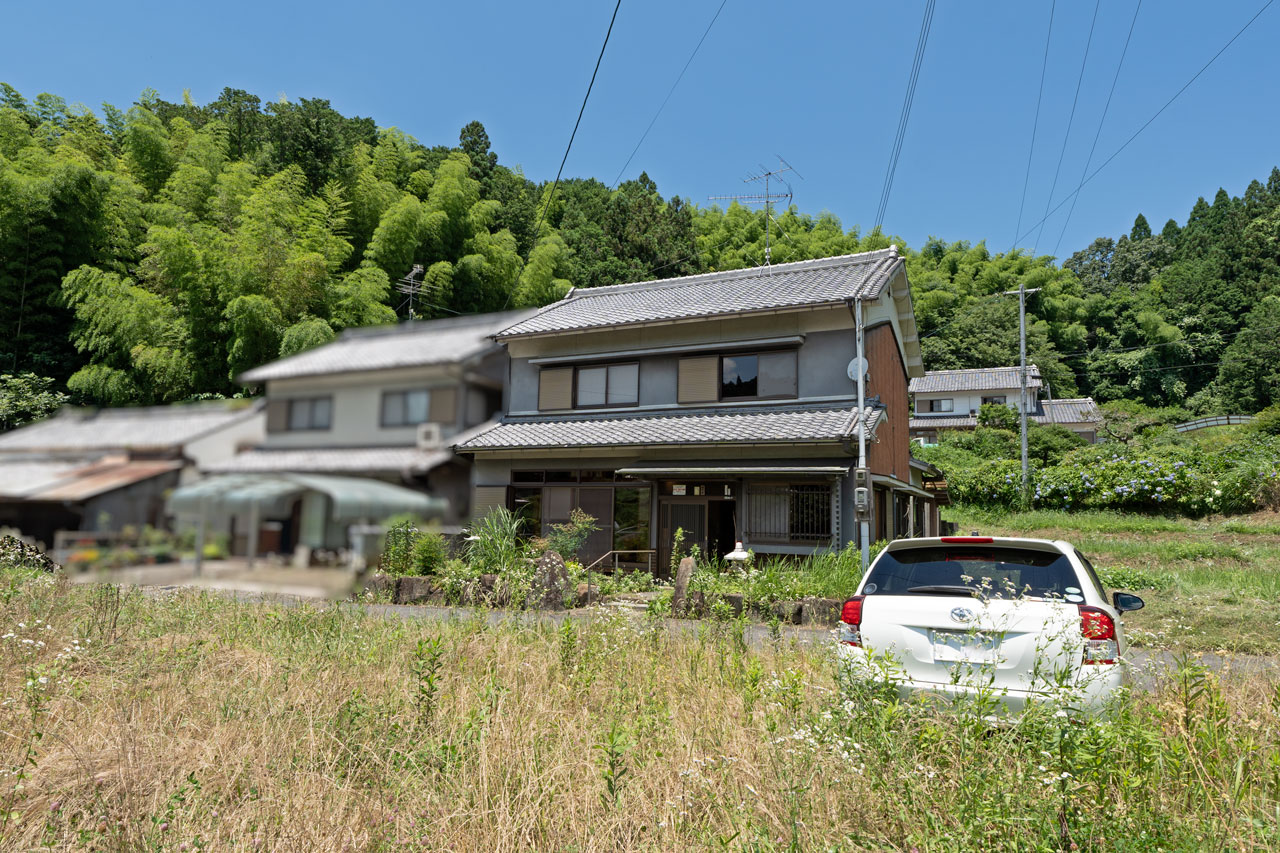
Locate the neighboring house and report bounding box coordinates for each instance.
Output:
[198,310,535,555]
[908,366,1101,444]
[0,401,265,548]
[456,248,945,571]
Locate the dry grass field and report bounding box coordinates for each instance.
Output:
[1,564,1278,851]
[946,508,1280,656]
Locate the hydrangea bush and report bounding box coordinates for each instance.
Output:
[947,437,1279,517]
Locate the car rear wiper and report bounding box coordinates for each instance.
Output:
[906,585,982,597]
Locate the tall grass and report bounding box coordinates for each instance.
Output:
[949,506,1191,535]
[1,566,1278,850]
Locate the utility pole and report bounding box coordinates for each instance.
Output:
[1003,286,1041,509]
[1018,282,1029,509]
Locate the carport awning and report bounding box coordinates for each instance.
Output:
[166,473,445,521]
[615,464,851,477]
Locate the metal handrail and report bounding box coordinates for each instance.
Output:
[584,549,657,573]
[1172,414,1254,433]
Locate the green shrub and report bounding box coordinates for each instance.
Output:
[380,519,420,575]
[546,508,598,561]
[1249,404,1280,436]
[1097,563,1173,591]
[410,532,449,576]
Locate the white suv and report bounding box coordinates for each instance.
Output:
[837,536,1145,714]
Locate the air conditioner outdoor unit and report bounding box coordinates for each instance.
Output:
[416,422,444,450]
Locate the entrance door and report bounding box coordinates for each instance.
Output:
[659,500,707,576]
[576,487,614,566]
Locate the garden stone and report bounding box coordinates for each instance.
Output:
[395,576,437,605]
[672,556,696,615]
[531,550,570,610]
[770,600,804,625]
[713,593,745,617]
[360,573,395,599]
[800,597,842,626]
[0,536,58,572]
[574,582,600,607]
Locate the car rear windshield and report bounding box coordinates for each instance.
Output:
[861,545,1083,600]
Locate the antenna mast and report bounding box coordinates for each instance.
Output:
[709,155,803,266]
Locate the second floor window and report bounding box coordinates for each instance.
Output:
[287,397,332,430]
[382,390,431,427]
[982,395,1007,406]
[721,351,797,400]
[925,398,954,413]
[576,363,639,407]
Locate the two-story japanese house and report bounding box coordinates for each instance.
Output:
[456,248,943,570]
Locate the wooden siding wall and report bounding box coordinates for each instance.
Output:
[865,322,910,482]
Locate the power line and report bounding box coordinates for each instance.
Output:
[874,0,936,231]
[1072,359,1222,380]
[609,0,729,190]
[1052,0,1143,258]
[1012,0,1276,251]
[1032,0,1101,255]
[1014,0,1056,248]
[531,0,624,242]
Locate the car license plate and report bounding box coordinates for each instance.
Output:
[930,629,998,663]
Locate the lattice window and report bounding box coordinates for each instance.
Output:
[747,483,833,544]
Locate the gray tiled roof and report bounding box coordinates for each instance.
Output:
[908,366,1042,394]
[457,404,880,451]
[495,249,903,339]
[239,310,535,383]
[1041,398,1101,425]
[908,397,1101,430]
[0,402,261,453]
[204,446,453,475]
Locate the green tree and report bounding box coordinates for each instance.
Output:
[0,373,68,431]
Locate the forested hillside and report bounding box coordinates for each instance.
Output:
[2,85,1278,418]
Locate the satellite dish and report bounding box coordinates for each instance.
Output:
[846,357,868,382]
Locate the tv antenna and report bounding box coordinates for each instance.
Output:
[709,156,803,267]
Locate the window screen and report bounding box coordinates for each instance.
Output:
[758,351,797,398]
[577,367,607,407]
[382,390,431,426]
[606,363,639,404]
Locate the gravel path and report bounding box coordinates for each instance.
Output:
[133,583,1279,690]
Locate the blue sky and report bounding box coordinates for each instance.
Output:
[5,0,1278,260]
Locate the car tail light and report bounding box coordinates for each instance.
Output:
[839,596,864,647]
[1079,605,1117,664]
[940,536,993,543]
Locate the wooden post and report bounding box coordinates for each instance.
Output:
[246,500,260,570]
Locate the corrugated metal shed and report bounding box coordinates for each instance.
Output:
[0,456,180,501]
[0,401,260,453]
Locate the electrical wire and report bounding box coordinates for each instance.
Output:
[874,0,936,231]
[1014,0,1056,249]
[609,0,729,190]
[1051,0,1143,258]
[1012,0,1276,251]
[1032,0,1101,255]
[531,0,624,242]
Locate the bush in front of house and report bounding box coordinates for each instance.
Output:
[545,509,598,562]
[411,532,449,576]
